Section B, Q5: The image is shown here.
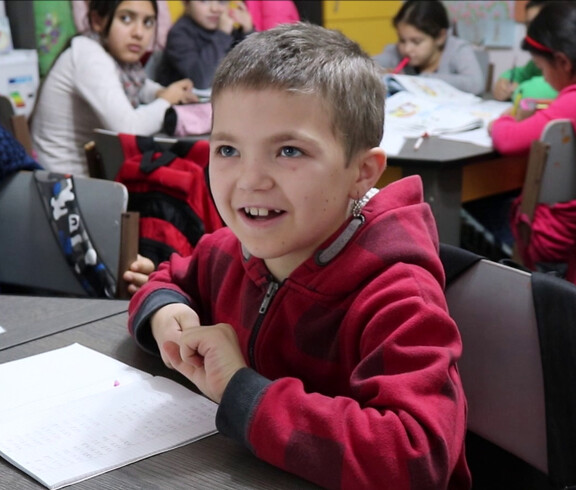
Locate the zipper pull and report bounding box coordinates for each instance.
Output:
[259,281,279,314]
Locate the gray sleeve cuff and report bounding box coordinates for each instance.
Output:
[216,367,272,449]
[132,289,191,355]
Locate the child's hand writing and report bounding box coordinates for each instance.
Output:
[157,79,198,105]
[493,78,518,101]
[151,303,201,368]
[163,322,247,403]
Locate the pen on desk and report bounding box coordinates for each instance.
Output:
[393,56,410,74]
[414,132,429,151]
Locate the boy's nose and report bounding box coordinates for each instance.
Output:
[236,161,274,191]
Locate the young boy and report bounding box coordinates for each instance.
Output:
[157,0,253,89]
[129,22,471,489]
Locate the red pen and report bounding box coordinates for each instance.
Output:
[393,57,410,74]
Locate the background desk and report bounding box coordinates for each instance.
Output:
[379,137,527,245]
[0,296,318,489]
[0,295,128,350]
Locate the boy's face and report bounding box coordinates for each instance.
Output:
[209,88,360,280]
[188,1,228,30]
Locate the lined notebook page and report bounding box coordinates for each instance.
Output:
[0,344,218,489]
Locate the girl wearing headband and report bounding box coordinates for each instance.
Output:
[490,1,576,155]
[489,1,576,275]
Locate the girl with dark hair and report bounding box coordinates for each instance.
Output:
[492,0,557,102]
[490,1,576,154]
[488,1,576,274]
[31,0,197,177]
[373,0,484,95]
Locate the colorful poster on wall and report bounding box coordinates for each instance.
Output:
[443,1,515,47]
[33,0,77,77]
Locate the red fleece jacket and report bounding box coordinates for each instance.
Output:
[129,176,471,489]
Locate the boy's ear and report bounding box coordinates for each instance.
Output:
[350,147,387,198]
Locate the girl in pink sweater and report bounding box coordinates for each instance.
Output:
[490,2,576,155]
[489,2,576,274]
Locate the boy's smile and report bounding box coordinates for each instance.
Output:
[209,88,361,281]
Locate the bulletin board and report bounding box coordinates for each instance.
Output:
[443,1,516,48]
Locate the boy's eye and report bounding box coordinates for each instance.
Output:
[280,146,302,158]
[217,145,238,157]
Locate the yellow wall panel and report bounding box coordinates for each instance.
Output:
[166,0,185,22]
[323,0,401,55]
[324,0,401,20]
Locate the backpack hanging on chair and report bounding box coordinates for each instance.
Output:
[115,134,224,267]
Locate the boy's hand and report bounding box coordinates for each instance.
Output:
[492,78,518,101]
[164,323,247,403]
[151,304,201,368]
[123,254,155,295]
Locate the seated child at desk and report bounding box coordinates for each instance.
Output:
[492,0,557,103]
[373,0,484,95]
[31,0,197,177]
[128,22,471,489]
[489,1,576,272]
[157,0,253,90]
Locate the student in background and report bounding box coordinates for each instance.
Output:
[489,2,576,155]
[157,0,253,90]
[243,0,300,31]
[128,22,470,489]
[373,0,484,95]
[71,0,173,50]
[489,1,576,271]
[492,0,557,102]
[31,0,197,177]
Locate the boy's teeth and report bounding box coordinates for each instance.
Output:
[246,207,269,216]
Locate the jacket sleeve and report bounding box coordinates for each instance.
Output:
[163,21,234,89]
[128,253,199,355]
[490,94,574,155]
[217,265,469,489]
[71,37,170,135]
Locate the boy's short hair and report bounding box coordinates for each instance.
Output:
[211,22,385,164]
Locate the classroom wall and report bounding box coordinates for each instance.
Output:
[323,0,402,56]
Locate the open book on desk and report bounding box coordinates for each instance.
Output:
[0,343,218,489]
[381,91,512,155]
[383,73,481,103]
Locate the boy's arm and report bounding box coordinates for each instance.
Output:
[128,254,197,355]
[215,267,468,489]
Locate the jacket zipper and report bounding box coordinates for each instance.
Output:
[248,280,279,367]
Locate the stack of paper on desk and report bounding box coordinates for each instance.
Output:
[0,343,218,489]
